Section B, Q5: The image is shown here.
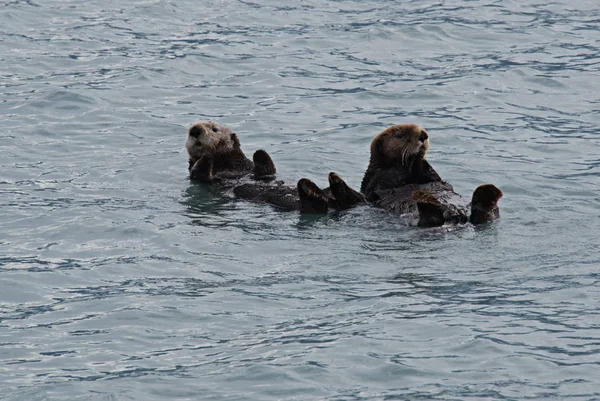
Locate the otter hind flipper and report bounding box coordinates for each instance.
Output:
[253,149,276,178]
[328,172,366,210]
[297,178,330,214]
[412,190,445,228]
[190,154,215,183]
[469,184,503,225]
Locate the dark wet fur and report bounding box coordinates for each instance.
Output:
[372,181,468,226]
[361,153,501,227]
[191,151,364,213]
[469,184,503,224]
[361,154,442,201]
[232,174,364,213]
[252,149,276,177]
[188,134,255,180]
[189,145,276,183]
[328,172,366,210]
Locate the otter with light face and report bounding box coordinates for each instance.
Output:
[361,124,503,227]
[186,121,365,213]
[186,121,275,182]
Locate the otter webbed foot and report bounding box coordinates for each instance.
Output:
[327,172,366,211]
[190,154,215,183]
[297,178,330,214]
[253,149,276,179]
[469,184,503,225]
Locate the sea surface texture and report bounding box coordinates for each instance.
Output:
[1,0,599,400]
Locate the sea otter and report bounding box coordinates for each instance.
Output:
[360,124,502,227]
[186,122,365,213]
[186,121,276,182]
[233,172,366,213]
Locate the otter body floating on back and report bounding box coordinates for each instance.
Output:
[360,124,502,227]
[186,122,365,213]
[186,122,275,181]
[232,172,366,213]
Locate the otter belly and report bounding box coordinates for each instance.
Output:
[373,181,470,226]
[233,182,301,211]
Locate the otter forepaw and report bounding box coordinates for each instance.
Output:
[412,190,445,228]
[190,154,215,183]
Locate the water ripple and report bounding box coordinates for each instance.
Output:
[1,0,600,400]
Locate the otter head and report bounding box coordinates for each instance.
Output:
[370,124,429,167]
[185,121,241,162]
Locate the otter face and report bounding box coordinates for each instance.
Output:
[185,122,239,161]
[371,124,430,166]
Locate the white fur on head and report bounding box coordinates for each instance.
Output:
[185,121,235,160]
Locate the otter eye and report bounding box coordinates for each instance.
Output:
[211,126,218,133]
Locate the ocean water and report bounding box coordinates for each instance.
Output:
[1,0,599,400]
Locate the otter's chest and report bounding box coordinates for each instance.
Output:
[374,182,470,225]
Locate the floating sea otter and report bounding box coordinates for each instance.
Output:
[186,122,365,213]
[185,121,275,180]
[360,124,503,227]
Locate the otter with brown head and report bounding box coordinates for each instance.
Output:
[369,124,430,167]
[361,124,503,227]
[186,121,275,182]
[361,124,443,201]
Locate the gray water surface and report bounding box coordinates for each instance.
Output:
[1,1,600,400]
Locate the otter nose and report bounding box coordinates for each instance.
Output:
[419,130,428,142]
[190,126,205,138]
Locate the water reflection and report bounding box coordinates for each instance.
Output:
[180,184,236,220]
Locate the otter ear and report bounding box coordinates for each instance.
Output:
[371,136,384,160]
[230,133,241,148]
